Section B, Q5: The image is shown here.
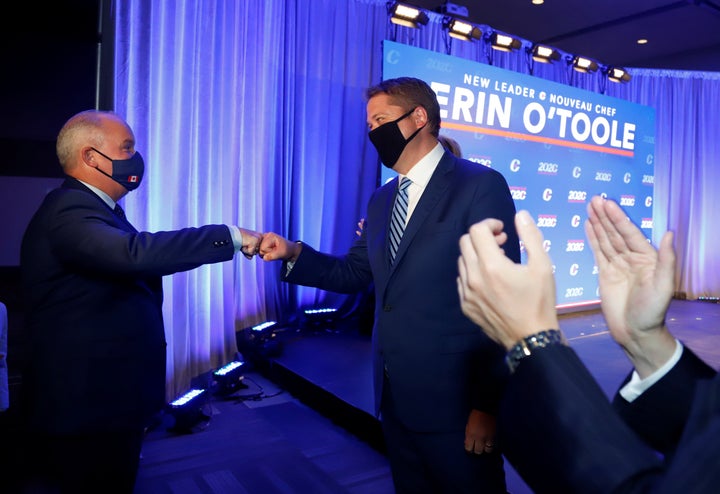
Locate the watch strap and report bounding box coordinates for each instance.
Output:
[505,329,565,373]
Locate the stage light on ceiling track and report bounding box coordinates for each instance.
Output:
[571,55,599,73]
[530,44,561,63]
[388,2,429,28]
[444,18,482,41]
[489,32,522,52]
[607,66,632,83]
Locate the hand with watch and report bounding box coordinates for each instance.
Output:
[457,209,565,372]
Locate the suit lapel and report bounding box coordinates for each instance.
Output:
[63,178,138,233]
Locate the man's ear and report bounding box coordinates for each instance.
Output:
[414,106,428,127]
[82,147,96,166]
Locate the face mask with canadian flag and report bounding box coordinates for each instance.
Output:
[91,147,145,191]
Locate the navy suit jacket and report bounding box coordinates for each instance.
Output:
[498,343,720,494]
[284,151,520,432]
[20,178,235,435]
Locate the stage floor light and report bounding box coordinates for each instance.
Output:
[302,307,339,330]
[213,360,248,396]
[237,321,283,361]
[166,388,211,433]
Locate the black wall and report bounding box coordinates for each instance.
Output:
[0,0,102,178]
[0,3,104,466]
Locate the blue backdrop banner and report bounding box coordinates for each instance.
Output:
[381,40,656,310]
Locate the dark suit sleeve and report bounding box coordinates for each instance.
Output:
[282,241,373,294]
[46,188,235,277]
[612,345,717,456]
[498,344,664,494]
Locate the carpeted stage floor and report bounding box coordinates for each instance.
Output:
[134,299,720,494]
[3,299,719,493]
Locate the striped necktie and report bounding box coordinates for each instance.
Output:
[389,177,411,263]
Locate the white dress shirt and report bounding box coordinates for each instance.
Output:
[397,142,445,226]
[619,339,683,402]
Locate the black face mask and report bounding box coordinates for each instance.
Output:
[91,147,145,191]
[368,108,425,169]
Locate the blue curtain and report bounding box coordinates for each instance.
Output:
[113,0,720,397]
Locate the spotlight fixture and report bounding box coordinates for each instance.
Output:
[388,2,429,28]
[571,55,599,73]
[444,18,481,41]
[167,388,210,433]
[607,66,632,83]
[236,321,283,361]
[489,32,522,52]
[251,321,277,332]
[212,360,248,396]
[530,44,560,63]
[303,307,338,318]
[302,307,339,330]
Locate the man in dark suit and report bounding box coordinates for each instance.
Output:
[259,77,520,493]
[19,109,262,493]
[457,196,719,493]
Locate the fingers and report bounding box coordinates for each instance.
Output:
[257,232,299,262]
[462,218,508,278]
[514,210,545,266]
[457,219,506,328]
[239,228,263,259]
[603,198,653,255]
[258,233,278,260]
[465,440,495,455]
[355,218,366,238]
[586,195,658,268]
[657,230,676,285]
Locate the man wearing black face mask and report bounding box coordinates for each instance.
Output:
[18,110,263,493]
[259,77,520,493]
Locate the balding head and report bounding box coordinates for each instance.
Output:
[56,110,128,173]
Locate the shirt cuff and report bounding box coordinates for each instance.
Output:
[227,225,243,252]
[619,339,683,402]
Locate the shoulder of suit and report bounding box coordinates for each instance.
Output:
[449,156,503,178]
[46,182,109,212]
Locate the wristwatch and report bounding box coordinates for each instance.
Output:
[505,329,565,373]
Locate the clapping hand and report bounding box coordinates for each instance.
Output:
[457,210,559,350]
[585,196,676,377]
